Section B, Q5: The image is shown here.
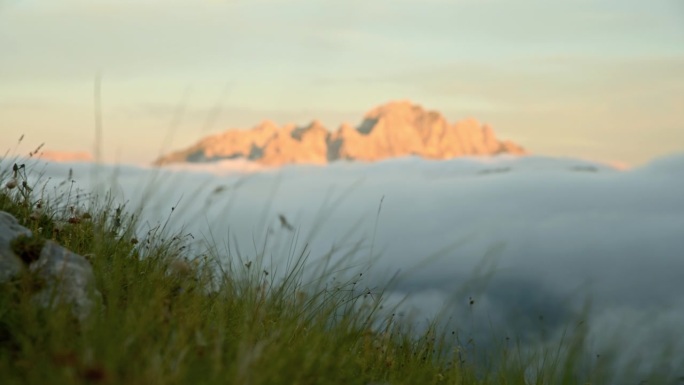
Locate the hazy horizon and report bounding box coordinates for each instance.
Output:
[1,0,683,166]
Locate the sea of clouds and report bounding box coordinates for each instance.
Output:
[4,153,683,379]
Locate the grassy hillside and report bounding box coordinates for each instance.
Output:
[0,157,669,385]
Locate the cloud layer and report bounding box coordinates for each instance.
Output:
[7,152,683,378]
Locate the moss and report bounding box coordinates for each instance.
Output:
[10,234,45,265]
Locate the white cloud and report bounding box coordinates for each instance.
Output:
[7,152,684,380]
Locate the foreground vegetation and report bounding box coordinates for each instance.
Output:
[0,156,674,385]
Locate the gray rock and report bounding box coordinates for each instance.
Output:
[30,240,99,320]
[0,210,100,320]
[0,210,31,282]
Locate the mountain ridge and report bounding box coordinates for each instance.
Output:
[154,100,527,166]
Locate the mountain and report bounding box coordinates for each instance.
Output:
[154,100,526,166]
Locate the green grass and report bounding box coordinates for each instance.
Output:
[0,157,672,385]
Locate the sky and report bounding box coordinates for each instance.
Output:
[0,0,683,165]
[7,153,684,380]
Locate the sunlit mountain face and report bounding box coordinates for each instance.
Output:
[154,100,526,167]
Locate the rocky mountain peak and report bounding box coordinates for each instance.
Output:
[364,99,420,118]
[154,100,527,166]
[292,120,328,141]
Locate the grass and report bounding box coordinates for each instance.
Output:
[0,152,676,385]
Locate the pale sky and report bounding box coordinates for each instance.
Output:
[1,0,683,165]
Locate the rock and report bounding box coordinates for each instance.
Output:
[29,240,99,320]
[0,210,99,320]
[154,100,527,167]
[0,211,30,282]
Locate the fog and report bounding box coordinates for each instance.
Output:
[4,153,684,378]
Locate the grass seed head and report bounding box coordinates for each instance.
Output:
[5,178,17,190]
[169,258,193,277]
[30,208,42,221]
